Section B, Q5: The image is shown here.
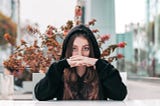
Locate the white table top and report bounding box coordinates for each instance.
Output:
[0,99,160,106]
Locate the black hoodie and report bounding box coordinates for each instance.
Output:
[60,24,100,59]
[34,25,127,101]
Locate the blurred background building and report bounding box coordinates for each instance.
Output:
[122,0,160,77]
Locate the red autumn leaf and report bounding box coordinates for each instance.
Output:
[75,5,82,17]
[117,42,127,48]
[117,54,124,59]
[3,33,11,41]
[100,34,110,42]
[88,19,96,25]
[92,29,99,33]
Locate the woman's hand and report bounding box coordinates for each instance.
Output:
[67,55,98,67]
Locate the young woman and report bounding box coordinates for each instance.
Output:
[34,24,127,100]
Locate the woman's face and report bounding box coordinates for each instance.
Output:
[72,36,90,57]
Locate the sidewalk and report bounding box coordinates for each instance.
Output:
[127,79,160,100]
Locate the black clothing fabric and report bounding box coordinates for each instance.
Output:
[34,59,127,101]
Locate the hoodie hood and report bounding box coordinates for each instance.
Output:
[60,24,100,59]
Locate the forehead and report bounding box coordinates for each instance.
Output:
[73,36,89,46]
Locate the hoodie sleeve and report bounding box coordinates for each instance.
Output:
[95,59,127,100]
[34,59,70,101]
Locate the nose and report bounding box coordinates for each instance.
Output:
[77,49,82,56]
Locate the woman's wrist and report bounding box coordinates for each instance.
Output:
[66,56,98,67]
[92,58,98,65]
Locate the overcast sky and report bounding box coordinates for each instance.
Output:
[20,0,76,31]
[115,0,145,33]
[20,0,145,33]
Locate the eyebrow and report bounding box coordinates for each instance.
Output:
[83,44,89,46]
[73,44,89,46]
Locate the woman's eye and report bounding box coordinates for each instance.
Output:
[72,47,77,51]
[83,47,90,51]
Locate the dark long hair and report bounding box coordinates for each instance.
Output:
[63,31,100,100]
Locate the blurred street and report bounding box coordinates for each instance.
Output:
[127,79,160,100]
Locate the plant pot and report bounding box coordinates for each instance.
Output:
[0,73,14,100]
